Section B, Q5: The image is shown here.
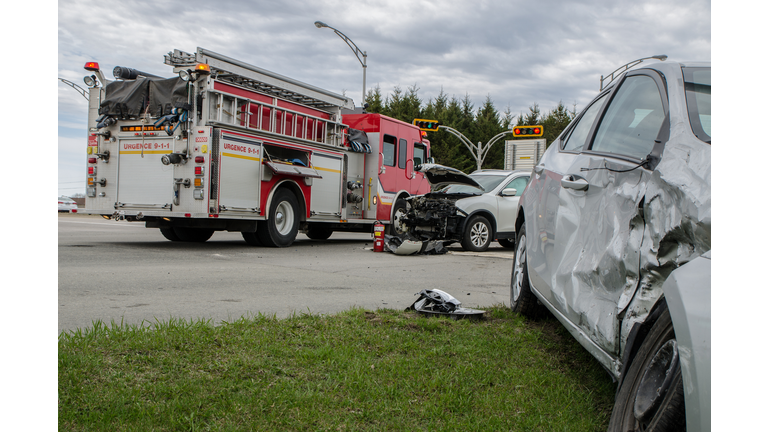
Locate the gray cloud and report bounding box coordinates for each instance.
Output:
[57,0,710,195]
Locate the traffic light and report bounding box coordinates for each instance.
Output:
[511,125,543,137]
[413,119,440,131]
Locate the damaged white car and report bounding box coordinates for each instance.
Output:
[391,165,530,252]
[510,60,710,431]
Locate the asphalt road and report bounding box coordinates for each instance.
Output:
[58,213,515,333]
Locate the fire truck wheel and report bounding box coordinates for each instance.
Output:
[388,199,408,237]
[241,231,262,246]
[258,189,299,247]
[160,228,181,241]
[173,227,215,242]
[306,225,333,240]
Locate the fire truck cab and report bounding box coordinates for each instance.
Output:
[81,48,432,247]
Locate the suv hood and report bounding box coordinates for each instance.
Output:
[416,163,482,190]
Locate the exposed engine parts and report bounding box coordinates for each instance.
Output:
[400,193,471,242]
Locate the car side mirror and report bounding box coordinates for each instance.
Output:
[501,188,517,197]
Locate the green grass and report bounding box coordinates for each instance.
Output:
[59,306,616,431]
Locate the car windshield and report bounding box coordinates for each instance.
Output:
[683,67,711,144]
[442,174,507,194]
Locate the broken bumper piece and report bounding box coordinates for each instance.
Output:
[384,235,448,255]
[407,289,485,319]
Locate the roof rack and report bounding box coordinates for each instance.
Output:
[599,55,667,90]
[164,48,355,111]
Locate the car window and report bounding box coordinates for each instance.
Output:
[413,143,426,167]
[382,134,396,167]
[590,75,665,160]
[442,174,507,194]
[398,138,408,169]
[683,67,711,143]
[562,94,608,152]
[503,176,529,196]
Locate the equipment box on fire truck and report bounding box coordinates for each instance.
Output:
[81,48,432,246]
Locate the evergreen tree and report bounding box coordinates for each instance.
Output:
[541,101,574,147]
[475,95,504,169]
[364,85,385,114]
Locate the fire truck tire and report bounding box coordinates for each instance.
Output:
[257,189,299,247]
[173,227,215,242]
[241,231,262,246]
[388,199,408,238]
[160,228,181,242]
[306,225,333,240]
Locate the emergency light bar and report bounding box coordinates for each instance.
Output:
[84,62,100,71]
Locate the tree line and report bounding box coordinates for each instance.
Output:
[363,84,576,173]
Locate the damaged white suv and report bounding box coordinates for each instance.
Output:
[393,165,530,252]
[510,60,710,431]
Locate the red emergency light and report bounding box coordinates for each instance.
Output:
[84,62,100,71]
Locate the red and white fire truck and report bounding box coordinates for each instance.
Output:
[80,48,432,247]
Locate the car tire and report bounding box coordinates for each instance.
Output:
[306,225,333,240]
[388,199,409,238]
[510,224,546,318]
[608,309,686,432]
[241,231,262,246]
[498,238,515,249]
[173,227,215,242]
[461,215,492,252]
[257,188,299,247]
[160,227,181,242]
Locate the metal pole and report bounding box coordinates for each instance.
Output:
[315,21,368,106]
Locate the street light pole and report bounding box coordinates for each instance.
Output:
[314,21,367,105]
[438,126,515,171]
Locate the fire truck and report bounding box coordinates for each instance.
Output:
[80,48,432,247]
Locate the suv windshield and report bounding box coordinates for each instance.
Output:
[443,174,507,194]
[683,67,711,144]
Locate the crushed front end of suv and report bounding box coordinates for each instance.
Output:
[393,164,530,252]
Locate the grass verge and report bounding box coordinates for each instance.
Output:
[59,306,615,431]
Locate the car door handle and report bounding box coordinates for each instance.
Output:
[561,175,589,191]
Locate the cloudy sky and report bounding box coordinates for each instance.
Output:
[57,0,711,196]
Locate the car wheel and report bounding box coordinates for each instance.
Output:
[160,227,181,242]
[608,309,686,432]
[257,188,299,247]
[388,199,409,238]
[498,238,515,249]
[509,224,545,318]
[241,231,262,246]
[461,215,492,252]
[306,225,333,240]
[173,227,215,242]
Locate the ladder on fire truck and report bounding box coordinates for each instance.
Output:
[164,48,355,111]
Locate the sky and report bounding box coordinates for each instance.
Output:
[56,0,712,197]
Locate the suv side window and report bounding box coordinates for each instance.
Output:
[504,176,529,196]
[590,75,665,160]
[562,94,608,152]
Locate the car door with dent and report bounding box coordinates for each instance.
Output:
[548,72,669,356]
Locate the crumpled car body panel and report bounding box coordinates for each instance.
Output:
[518,61,710,378]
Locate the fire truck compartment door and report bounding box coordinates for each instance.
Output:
[219,137,263,212]
[309,153,343,216]
[265,162,322,178]
[116,138,174,208]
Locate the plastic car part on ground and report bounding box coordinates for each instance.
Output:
[383,234,448,255]
[407,289,485,319]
